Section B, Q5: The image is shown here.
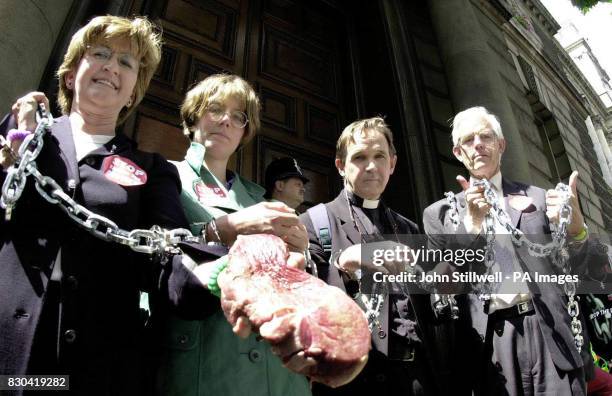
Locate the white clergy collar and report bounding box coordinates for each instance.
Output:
[362,198,380,209]
[345,189,380,209]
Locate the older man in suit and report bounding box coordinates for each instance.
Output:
[423,106,598,395]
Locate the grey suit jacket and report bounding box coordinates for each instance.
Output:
[300,191,423,355]
[423,178,595,375]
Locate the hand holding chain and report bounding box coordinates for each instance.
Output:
[1,106,200,256]
[444,179,583,351]
[1,104,53,220]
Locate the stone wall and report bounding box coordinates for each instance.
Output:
[467,0,610,235]
[0,0,73,114]
[402,2,463,193]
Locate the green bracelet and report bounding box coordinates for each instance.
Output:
[572,224,588,242]
[207,256,229,298]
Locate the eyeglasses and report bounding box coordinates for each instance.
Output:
[206,103,249,129]
[86,45,140,72]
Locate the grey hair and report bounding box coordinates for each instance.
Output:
[451,106,504,146]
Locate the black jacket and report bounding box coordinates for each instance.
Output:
[0,115,219,395]
[300,191,441,395]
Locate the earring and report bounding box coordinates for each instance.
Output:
[126,98,133,108]
[66,81,73,89]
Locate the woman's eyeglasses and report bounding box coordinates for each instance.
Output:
[86,45,140,72]
[207,103,249,129]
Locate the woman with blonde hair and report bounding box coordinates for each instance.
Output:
[154,73,311,396]
[0,16,218,395]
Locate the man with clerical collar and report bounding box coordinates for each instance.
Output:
[422,106,599,395]
[300,117,440,395]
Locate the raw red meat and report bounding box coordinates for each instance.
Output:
[217,234,371,387]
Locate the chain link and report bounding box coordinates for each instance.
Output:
[444,179,583,352]
[444,191,461,230]
[361,282,385,334]
[1,104,53,219]
[1,107,201,256]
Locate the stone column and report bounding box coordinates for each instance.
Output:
[0,0,73,114]
[428,0,532,183]
[586,116,612,187]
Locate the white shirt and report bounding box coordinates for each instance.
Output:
[72,129,114,161]
[465,172,530,312]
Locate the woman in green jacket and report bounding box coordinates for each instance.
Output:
[155,74,312,396]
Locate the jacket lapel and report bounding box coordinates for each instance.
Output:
[226,176,261,210]
[328,194,362,245]
[50,116,80,186]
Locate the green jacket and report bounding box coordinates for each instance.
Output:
[156,143,311,396]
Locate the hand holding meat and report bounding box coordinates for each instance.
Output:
[218,250,307,338]
[215,201,308,251]
[217,234,371,387]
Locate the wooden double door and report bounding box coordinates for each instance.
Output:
[125,0,361,206]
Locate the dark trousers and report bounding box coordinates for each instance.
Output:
[479,311,587,396]
[312,347,438,396]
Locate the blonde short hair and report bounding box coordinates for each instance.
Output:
[451,106,504,146]
[336,117,397,163]
[181,74,261,144]
[56,15,162,124]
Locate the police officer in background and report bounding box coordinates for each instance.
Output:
[264,157,309,210]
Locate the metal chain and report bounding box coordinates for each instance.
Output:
[344,191,457,327]
[361,282,386,338]
[445,191,461,230]
[444,179,583,352]
[1,108,200,256]
[432,191,466,319]
[475,180,572,261]
[473,210,498,301]
[1,104,53,220]
[431,293,459,320]
[343,190,391,334]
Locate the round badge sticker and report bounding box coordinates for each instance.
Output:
[193,180,226,201]
[101,155,148,186]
